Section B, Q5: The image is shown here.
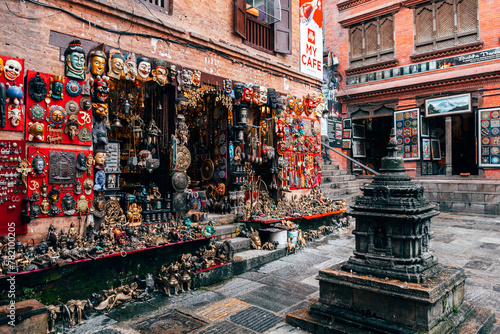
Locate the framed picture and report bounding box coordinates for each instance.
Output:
[394,108,420,161]
[421,116,429,137]
[352,123,365,139]
[352,139,366,158]
[478,107,500,167]
[431,139,441,160]
[335,130,342,140]
[425,93,471,117]
[342,139,351,149]
[343,118,352,129]
[422,138,431,161]
[343,129,352,139]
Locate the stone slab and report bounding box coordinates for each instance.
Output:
[229,306,283,333]
[196,320,256,334]
[132,309,207,334]
[0,299,47,334]
[196,297,250,322]
[179,291,225,310]
[266,262,322,282]
[258,275,318,297]
[237,285,306,313]
[211,277,265,298]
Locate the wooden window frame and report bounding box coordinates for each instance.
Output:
[413,0,479,55]
[348,15,395,69]
[137,0,172,15]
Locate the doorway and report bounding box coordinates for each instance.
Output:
[364,116,392,172]
[451,113,477,175]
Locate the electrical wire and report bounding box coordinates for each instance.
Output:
[9,0,321,89]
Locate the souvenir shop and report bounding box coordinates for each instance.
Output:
[0,36,348,280]
[343,94,480,176]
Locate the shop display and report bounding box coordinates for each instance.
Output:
[394,108,420,160]
[0,55,25,132]
[26,147,92,218]
[478,107,500,167]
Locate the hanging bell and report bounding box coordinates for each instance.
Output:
[112,117,123,128]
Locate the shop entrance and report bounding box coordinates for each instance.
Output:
[451,113,477,175]
[359,116,392,172]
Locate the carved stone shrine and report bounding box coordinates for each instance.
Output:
[287,130,495,333]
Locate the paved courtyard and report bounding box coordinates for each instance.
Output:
[62,212,500,333]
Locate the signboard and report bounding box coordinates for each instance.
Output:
[346,47,500,86]
[328,116,342,148]
[478,107,500,168]
[299,0,323,80]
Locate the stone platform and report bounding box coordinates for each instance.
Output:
[286,262,496,334]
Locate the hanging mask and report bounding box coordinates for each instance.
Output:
[223,79,232,95]
[28,72,47,102]
[108,49,124,80]
[64,120,79,140]
[151,58,168,86]
[65,80,81,97]
[92,103,108,119]
[88,49,107,77]
[251,84,260,105]
[73,180,83,195]
[4,59,22,81]
[136,56,151,81]
[49,75,64,100]
[242,85,253,102]
[191,70,201,87]
[93,120,108,146]
[64,39,86,80]
[168,64,177,83]
[91,75,109,103]
[233,82,244,100]
[61,193,76,215]
[177,68,192,92]
[78,126,92,142]
[46,105,66,128]
[0,58,3,77]
[123,52,137,81]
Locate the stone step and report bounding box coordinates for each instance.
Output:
[321,169,348,177]
[321,174,356,183]
[215,237,250,252]
[424,191,500,204]
[416,180,500,193]
[213,223,245,240]
[207,213,237,225]
[320,163,340,171]
[430,200,500,215]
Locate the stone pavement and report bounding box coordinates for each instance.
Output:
[59,212,500,334]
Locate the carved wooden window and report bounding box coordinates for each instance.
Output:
[138,0,171,14]
[348,16,395,68]
[414,0,478,54]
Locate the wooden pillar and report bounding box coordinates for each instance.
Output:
[445,116,453,176]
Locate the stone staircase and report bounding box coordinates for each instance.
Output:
[320,163,366,206]
[415,179,500,215]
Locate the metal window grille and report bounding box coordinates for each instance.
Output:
[414,0,478,54]
[139,0,170,14]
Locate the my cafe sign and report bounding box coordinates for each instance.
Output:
[300,0,323,80]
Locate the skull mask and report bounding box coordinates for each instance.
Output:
[259,86,268,105]
[4,59,22,81]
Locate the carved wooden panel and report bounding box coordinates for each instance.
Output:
[457,0,477,34]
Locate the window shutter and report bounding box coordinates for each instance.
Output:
[380,17,394,51]
[457,0,477,33]
[234,0,247,38]
[365,22,378,55]
[415,6,433,44]
[273,0,292,54]
[436,1,454,39]
[350,26,363,59]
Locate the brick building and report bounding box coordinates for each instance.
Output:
[324,0,500,213]
[0,0,323,242]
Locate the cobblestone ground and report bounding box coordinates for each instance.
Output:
[61,212,500,334]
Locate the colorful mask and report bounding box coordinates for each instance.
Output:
[0,58,3,76]
[88,50,106,77]
[65,80,81,97]
[243,85,253,102]
[92,103,108,119]
[64,39,85,80]
[223,79,232,95]
[4,59,22,81]
[47,105,66,128]
[28,72,47,102]
[191,70,201,87]
[251,84,260,105]
[108,49,124,80]
[49,75,64,100]
[93,170,106,192]
[136,56,151,81]
[152,59,168,86]
[91,75,109,103]
[123,52,137,81]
